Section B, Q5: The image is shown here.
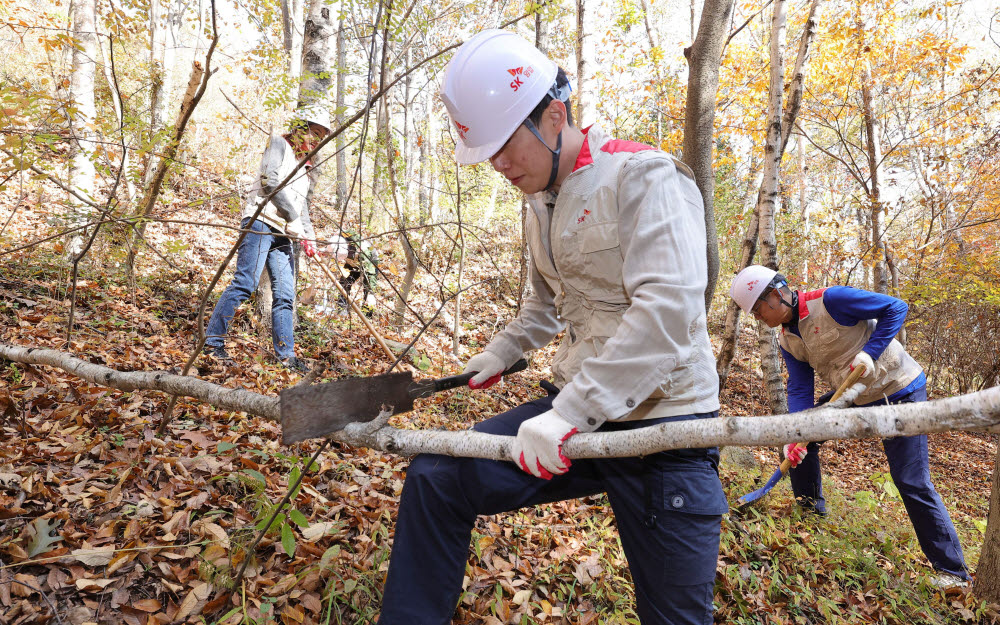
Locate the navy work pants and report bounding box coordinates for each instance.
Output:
[378,386,728,625]
[788,384,969,579]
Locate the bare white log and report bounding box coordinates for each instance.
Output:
[3,341,999,460]
[0,343,279,421]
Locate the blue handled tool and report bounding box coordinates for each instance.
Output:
[736,364,867,509]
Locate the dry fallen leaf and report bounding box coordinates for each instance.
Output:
[71,545,115,567]
[174,581,212,621]
[75,578,115,591]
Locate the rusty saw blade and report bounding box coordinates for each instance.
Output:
[280,358,528,445]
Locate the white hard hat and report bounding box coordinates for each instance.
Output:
[730,265,779,313]
[296,104,331,133]
[441,29,558,164]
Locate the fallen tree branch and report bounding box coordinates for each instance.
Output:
[3,341,999,457]
[0,342,279,420]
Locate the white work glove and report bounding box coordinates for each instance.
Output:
[850,351,876,381]
[783,443,808,468]
[463,352,507,389]
[510,409,578,480]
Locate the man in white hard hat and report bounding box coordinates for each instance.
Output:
[203,106,330,372]
[730,265,970,588]
[378,30,725,624]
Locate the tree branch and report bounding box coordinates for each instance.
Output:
[3,341,999,459]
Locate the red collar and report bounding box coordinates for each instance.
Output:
[572,125,595,172]
[797,288,827,320]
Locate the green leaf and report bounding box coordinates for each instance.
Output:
[281,522,296,557]
[216,441,236,453]
[320,545,340,569]
[243,469,267,486]
[288,509,309,528]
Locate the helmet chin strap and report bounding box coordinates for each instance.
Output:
[522,117,562,191]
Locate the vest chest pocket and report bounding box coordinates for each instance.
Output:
[810,327,840,346]
[579,222,619,253]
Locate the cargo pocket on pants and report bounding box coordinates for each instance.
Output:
[654,469,728,586]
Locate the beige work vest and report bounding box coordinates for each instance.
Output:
[778,290,923,405]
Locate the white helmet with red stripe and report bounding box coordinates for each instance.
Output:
[730,265,780,313]
[441,29,558,165]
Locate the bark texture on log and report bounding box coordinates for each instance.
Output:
[3,342,999,461]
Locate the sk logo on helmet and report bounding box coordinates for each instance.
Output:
[454,120,469,140]
[507,65,535,91]
[747,280,759,292]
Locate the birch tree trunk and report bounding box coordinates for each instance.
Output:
[755,0,788,415]
[715,0,821,390]
[66,0,99,258]
[535,7,550,55]
[297,0,338,108]
[860,65,888,294]
[402,46,415,209]
[144,0,181,189]
[682,0,735,311]
[574,0,596,127]
[281,0,305,85]
[426,85,439,224]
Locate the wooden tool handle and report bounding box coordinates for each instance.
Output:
[782,364,868,473]
[830,363,867,402]
[315,260,402,366]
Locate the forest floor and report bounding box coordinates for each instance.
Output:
[1,190,998,624]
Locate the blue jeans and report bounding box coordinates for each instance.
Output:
[205,218,297,360]
[378,385,728,625]
[789,384,969,579]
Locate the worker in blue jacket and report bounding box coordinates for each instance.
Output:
[730,265,970,589]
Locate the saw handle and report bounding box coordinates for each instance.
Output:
[421,358,529,395]
[780,363,868,474]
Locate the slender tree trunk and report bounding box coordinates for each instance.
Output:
[334,14,347,212]
[535,7,550,55]
[575,0,596,126]
[861,65,887,294]
[95,15,136,203]
[798,134,808,281]
[297,0,338,108]
[975,442,1000,600]
[716,0,821,389]
[144,0,180,189]
[682,0,735,311]
[758,319,788,414]
[281,0,305,86]
[426,85,439,224]
[756,0,788,414]
[402,46,415,209]
[66,0,99,258]
[5,342,1000,460]
[452,164,464,354]
[716,203,760,387]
